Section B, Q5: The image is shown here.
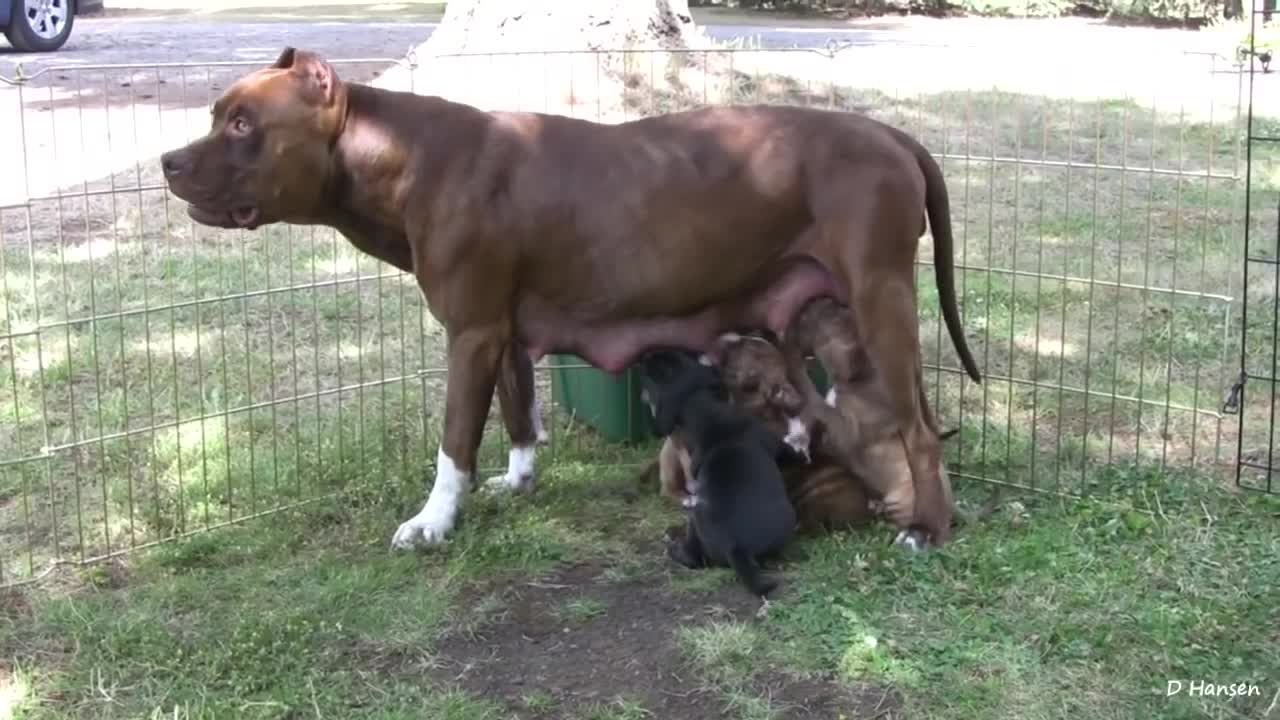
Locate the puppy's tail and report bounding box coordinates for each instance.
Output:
[729,547,779,598]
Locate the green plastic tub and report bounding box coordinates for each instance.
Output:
[548,354,654,444]
[548,352,832,446]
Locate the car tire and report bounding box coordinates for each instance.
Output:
[3,0,75,52]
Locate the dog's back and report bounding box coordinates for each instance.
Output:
[691,423,797,594]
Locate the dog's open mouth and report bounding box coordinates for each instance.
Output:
[186,204,261,230]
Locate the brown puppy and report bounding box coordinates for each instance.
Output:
[160,48,980,553]
[785,297,954,549]
[646,332,875,534]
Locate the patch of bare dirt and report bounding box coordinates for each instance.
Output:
[430,558,901,720]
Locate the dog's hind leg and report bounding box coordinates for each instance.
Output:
[657,436,692,503]
[826,186,953,548]
[392,326,506,550]
[668,519,708,569]
[729,547,779,597]
[485,344,541,494]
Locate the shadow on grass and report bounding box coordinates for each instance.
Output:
[2,437,1276,719]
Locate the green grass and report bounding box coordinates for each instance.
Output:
[3,452,1275,719]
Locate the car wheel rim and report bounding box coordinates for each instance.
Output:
[23,0,67,41]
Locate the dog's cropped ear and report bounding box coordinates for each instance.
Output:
[274,46,338,107]
[272,46,298,69]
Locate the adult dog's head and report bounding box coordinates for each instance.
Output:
[159,47,346,231]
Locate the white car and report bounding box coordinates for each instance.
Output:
[1,0,102,53]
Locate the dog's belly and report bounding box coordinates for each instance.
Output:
[516,253,845,373]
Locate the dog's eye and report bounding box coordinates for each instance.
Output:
[228,116,251,136]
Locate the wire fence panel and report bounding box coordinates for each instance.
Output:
[0,45,1259,585]
[1237,12,1280,497]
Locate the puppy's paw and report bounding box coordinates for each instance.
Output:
[680,495,700,509]
[892,528,929,553]
[755,596,774,619]
[783,417,811,461]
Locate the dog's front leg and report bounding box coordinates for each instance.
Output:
[485,344,544,494]
[391,326,505,549]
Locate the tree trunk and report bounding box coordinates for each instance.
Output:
[422,0,705,55]
[372,0,729,120]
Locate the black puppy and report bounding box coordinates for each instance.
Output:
[637,348,799,597]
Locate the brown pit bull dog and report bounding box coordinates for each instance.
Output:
[159,47,981,552]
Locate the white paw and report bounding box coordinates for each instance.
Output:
[484,471,534,494]
[391,508,454,549]
[680,495,700,509]
[783,416,810,461]
[390,448,468,551]
[483,445,536,495]
[893,529,927,553]
[824,387,838,407]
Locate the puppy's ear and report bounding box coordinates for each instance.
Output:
[277,47,339,107]
[701,331,745,367]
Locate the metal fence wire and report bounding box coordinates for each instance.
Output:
[0,44,1268,586]
[1237,8,1280,497]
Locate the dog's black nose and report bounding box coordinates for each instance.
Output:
[160,150,188,179]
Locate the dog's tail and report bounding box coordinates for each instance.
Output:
[728,547,779,598]
[892,127,983,385]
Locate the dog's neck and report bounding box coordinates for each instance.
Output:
[323,83,415,231]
